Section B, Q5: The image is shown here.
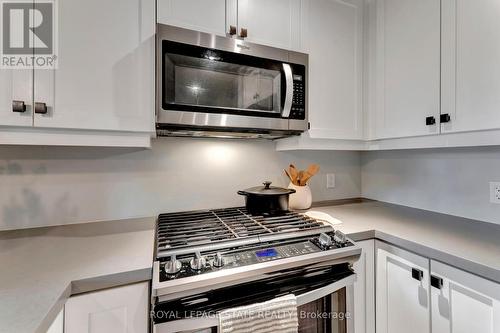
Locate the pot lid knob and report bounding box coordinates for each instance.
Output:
[263,181,272,189]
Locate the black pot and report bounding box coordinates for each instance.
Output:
[238,181,296,216]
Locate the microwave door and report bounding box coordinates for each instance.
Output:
[161,40,286,118]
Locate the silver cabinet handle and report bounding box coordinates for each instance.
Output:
[34,102,48,114]
[12,100,26,113]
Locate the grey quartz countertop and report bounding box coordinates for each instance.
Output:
[312,201,500,283]
[0,217,155,333]
[2,201,500,333]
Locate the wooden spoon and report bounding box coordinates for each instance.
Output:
[288,164,299,185]
[307,164,320,176]
[298,170,305,186]
[300,164,320,185]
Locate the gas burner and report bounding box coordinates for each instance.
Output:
[156,207,328,256]
[152,207,360,306]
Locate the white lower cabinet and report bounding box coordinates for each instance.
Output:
[375,241,431,333]
[351,239,375,333]
[431,260,500,333]
[375,241,500,333]
[46,308,64,333]
[64,282,149,333]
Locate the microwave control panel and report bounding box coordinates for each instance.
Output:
[290,65,306,120]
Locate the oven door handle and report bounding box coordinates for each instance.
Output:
[296,272,356,306]
[281,63,294,118]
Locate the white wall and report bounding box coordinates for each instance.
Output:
[361,147,500,225]
[0,138,361,230]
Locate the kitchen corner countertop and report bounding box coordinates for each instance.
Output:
[2,202,500,333]
[0,217,155,333]
[313,201,500,284]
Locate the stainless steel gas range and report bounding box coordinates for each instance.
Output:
[151,207,361,333]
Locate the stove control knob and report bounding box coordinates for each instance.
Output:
[319,233,333,248]
[164,255,182,275]
[190,251,207,271]
[334,230,347,245]
[213,252,225,267]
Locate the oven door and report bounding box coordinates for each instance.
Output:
[152,264,355,333]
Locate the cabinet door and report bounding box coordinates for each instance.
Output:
[431,260,500,333]
[376,241,430,333]
[0,70,33,127]
[303,0,364,140]
[237,0,301,51]
[33,0,155,132]
[373,0,440,139]
[441,0,500,133]
[350,239,375,333]
[157,0,229,36]
[64,282,149,333]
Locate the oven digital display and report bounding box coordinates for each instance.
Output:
[293,74,303,81]
[255,248,278,258]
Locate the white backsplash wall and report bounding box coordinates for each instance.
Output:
[361,147,500,225]
[0,138,361,230]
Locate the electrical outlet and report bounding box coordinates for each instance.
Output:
[327,173,336,188]
[490,182,500,204]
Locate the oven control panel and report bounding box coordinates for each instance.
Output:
[227,241,319,265]
[159,232,354,282]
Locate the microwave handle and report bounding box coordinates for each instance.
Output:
[282,63,294,118]
[296,272,356,306]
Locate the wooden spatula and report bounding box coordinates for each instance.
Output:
[300,164,320,185]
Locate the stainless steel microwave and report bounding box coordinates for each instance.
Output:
[156,24,308,139]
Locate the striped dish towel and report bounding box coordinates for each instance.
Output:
[218,294,298,333]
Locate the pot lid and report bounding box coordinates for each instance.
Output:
[238,181,296,196]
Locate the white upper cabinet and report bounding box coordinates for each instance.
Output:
[441,0,500,133]
[372,0,440,139]
[376,241,431,333]
[33,0,155,133]
[157,0,229,36]
[0,70,33,127]
[431,260,500,333]
[237,0,301,51]
[303,0,364,140]
[157,0,301,51]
